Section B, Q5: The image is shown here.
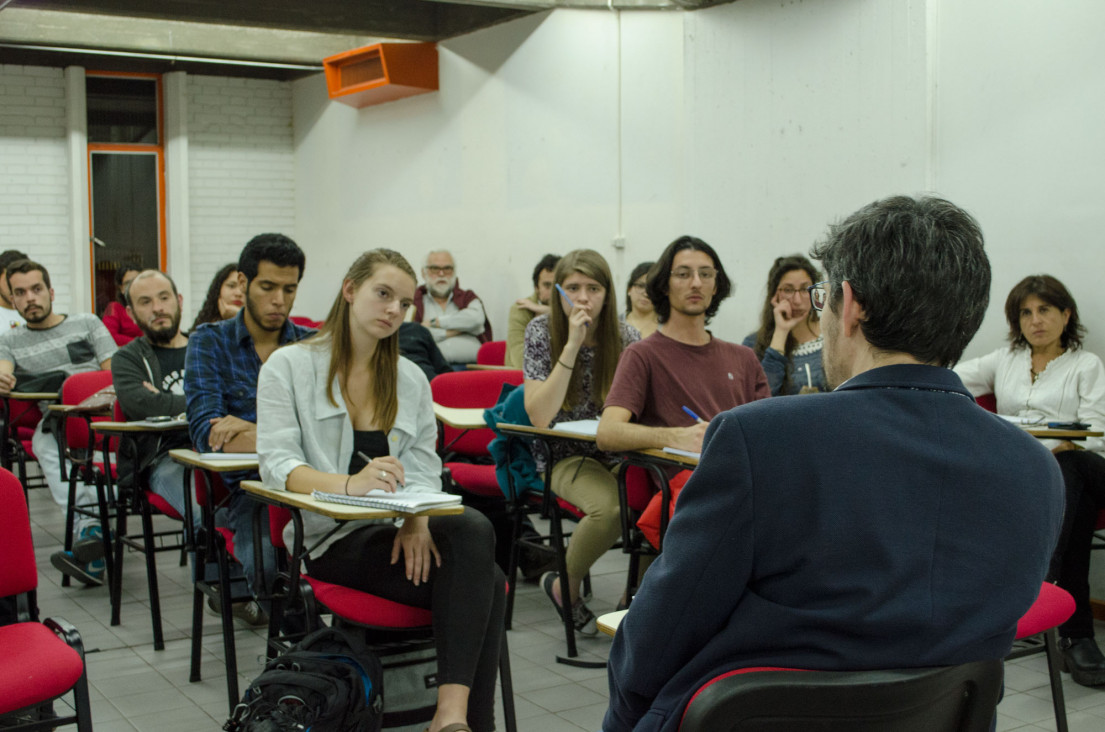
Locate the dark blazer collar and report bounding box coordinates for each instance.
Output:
[835,363,973,399]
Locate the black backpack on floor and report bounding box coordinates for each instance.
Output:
[225,627,384,732]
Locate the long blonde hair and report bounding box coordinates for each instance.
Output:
[315,249,417,432]
[548,249,623,411]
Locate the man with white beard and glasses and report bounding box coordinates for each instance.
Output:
[413,250,493,365]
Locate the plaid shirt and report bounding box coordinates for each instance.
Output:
[184,310,314,489]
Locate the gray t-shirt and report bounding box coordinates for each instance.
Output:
[0,313,117,382]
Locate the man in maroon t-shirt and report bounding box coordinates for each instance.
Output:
[597,236,769,454]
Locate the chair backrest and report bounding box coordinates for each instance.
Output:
[476,340,507,366]
[0,468,38,597]
[975,394,997,413]
[679,661,1003,732]
[1016,582,1075,639]
[290,315,322,329]
[430,369,523,458]
[269,505,292,551]
[61,370,114,452]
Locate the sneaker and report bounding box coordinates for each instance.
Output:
[541,572,597,636]
[206,596,269,627]
[50,550,103,586]
[71,525,106,564]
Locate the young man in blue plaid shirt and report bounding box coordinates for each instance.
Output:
[184,234,313,624]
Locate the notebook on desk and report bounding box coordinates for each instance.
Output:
[312,490,462,512]
[197,452,260,461]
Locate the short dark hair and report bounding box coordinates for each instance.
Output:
[238,233,305,285]
[1004,275,1084,351]
[0,249,29,273]
[114,263,142,305]
[646,236,732,324]
[532,254,559,289]
[5,259,51,291]
[810,195,990,367]
[625,261,654,314]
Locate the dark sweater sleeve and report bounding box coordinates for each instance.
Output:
[112,342,187,420]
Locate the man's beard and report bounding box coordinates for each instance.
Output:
[428,276,456,299]
[141,310,182,345]
[21,303,50,324]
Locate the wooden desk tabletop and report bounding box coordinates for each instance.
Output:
[240,480,465,519]
[169,448,259,472]
[433,403,487,430]
[1025,428,1104,439]
[48,403,111,416]
[465,364,516,371]
[632,447,700,468]
[92,419,188,433]
[7,391,60,401]
[597,609,627,638]
[496,423,598,442]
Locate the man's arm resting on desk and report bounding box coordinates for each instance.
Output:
[208,415,257,452]
[596,406,707,453]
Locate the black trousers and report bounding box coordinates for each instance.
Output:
[1052,450,1105,638]
[305,511,505,732]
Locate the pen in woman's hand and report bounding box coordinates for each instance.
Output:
[359,451,404,487]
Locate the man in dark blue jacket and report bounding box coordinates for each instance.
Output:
[603,195,1065,732]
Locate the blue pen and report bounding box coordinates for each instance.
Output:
[555,283,589,327]
[554,283,575,309]
[682,405,705,423]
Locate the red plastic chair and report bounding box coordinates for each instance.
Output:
[264,506,517,732]
[1010,582,1076,732]
[289,315,321,329]
[0,468,92,730]
[429,370,523,497]
[105,401,190,650]
[476,340,507,366]
[58,371,116,588]
[0,396,46,494]
[678,661,1002,731]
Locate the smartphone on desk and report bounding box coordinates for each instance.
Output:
[1047,421,1090,430]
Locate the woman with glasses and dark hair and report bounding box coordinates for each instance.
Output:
[956,274,1105,687]
[622,261,658,339]
[743,255,828,395]
[523,249,640,635]
[257,249,505,732]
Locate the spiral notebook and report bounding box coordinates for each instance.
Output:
[311,490,462,513]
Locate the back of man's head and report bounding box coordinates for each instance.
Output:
[811,195,990,368]
[238,234,305,285]
[0,249,29,274]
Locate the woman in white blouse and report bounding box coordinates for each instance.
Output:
[257,249,504,732]
[956,274,1105,687]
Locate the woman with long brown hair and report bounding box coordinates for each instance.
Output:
[258,249,504,732]
[743,254,828,395]
[523,249,640,634]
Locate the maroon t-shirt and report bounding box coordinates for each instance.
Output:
[603,330,770,427]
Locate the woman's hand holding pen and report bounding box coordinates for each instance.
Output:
[565,305,592,350]
[348,455,405,495]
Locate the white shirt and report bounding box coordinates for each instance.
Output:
[257,337,443,557]
[0,305,24,330]
[955,346,1105,454]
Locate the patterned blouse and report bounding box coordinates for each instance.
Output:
[523,314,640,469]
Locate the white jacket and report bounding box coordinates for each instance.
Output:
[955,346,1105,454]
[257,337,443,556]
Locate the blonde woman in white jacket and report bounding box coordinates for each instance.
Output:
[258,249,504,732]
[956,274,1105,688]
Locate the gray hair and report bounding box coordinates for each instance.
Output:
[424,250,455,268]
[810,195,990,367]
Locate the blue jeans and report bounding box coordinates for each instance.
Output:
[227,491,276,603]
[148,455,201,529]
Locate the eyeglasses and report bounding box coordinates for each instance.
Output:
[671,268,717,282]
[425,265,454,276]
[807,281,828,312]
[775,285,812,300]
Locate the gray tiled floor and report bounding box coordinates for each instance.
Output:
[20,481,1105,731]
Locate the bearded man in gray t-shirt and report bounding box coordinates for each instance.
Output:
[0,259,116,585]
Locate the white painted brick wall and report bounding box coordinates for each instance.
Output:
[187,75,295,323]
[0,65,73,311]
